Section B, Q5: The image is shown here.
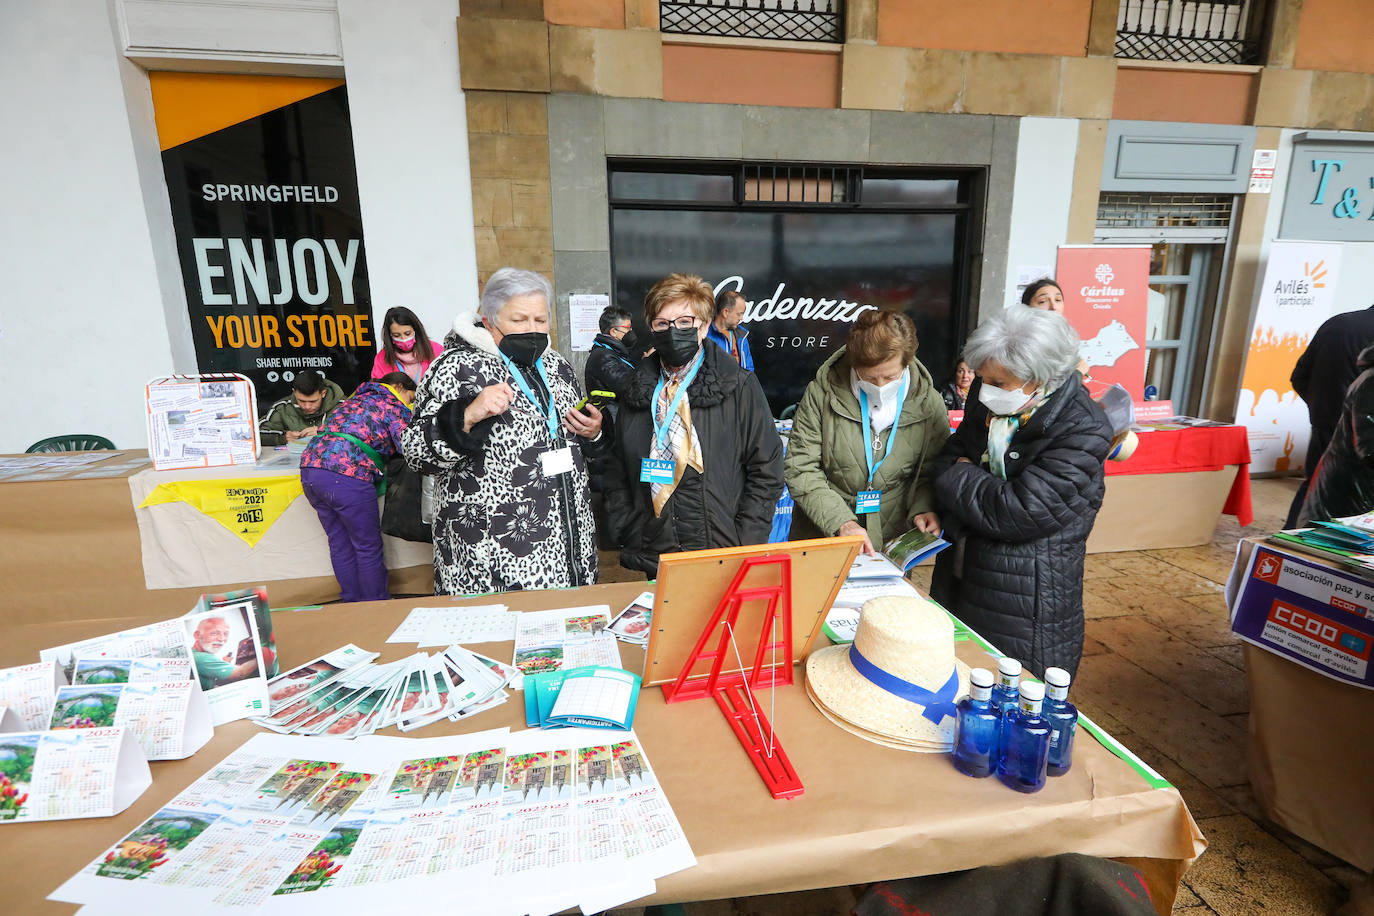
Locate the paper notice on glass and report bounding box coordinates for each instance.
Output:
[50,680,212,761]
[569,293,610,352]
[0,727,151,824]
[0,660,67,730]
[183,604,271,725]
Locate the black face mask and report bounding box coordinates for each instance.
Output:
[498,332,547,367]
[619,330,638,351]
[652,327,701,368]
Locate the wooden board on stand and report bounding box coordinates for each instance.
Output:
[643,537,862,689]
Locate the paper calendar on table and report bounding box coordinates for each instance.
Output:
[0,727,151,824]
[0,660,67,731]
[72,657,193,685]
[50,680,212,761]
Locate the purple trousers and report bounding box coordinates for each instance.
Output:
[301,467,389,602]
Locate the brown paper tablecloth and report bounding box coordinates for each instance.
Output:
[0,582,1204,915]
[1231,538,1374,871]
[0,450,432,625]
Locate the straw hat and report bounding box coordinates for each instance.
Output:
[806,594,969,752]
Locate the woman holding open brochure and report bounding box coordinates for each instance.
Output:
[784,309,950,556]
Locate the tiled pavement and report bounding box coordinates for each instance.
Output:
[599,478,1371,915]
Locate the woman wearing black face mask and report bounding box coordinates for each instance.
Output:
[402,267,607,596]
[602,273,784,577]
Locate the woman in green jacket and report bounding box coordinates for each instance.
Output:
[784,309,950,555]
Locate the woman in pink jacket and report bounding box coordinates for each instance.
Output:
[371,306,444,382]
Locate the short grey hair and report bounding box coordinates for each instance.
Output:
[962,305,1081,387]
[479,267,553,322]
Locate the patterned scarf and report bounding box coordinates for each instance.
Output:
[985,382,1057,480]
[649,355,705,517]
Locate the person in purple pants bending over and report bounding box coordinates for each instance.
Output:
[299,371,417,602]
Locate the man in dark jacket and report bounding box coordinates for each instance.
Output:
[258,369,345,446]
[1300,342,1374,525]
[1286,305,1374,527]
[604,274,783,577]
[930,307,1113,679]
[584,306,640,546]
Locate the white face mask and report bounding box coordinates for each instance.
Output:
[853,374,903,408]
[978,381,1036,416]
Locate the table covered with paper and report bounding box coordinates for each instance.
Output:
[1,581,1204,916]
[0,449,432,626]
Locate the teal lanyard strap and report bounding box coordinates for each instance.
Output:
[650,353,704,451]
[497,351,561,444]
[859,375,908,487]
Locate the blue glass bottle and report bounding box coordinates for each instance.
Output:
[996,680,1051,794]
[991,657,1021,719]
[952,668,998,778]
[1043,666,1078,777]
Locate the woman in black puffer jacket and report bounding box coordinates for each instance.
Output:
[1299,341,1374,526]
[604,274,784,577]
[930,306,1113,679]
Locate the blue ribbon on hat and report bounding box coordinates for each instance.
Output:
[848,646,960,725]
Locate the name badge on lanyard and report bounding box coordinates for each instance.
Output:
[640,458,675,484]
[857,375,908,518]
[856,489,882,514]
[541,447,574,477]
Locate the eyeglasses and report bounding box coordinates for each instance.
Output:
[611,325,633,337]
[650,316,700,332]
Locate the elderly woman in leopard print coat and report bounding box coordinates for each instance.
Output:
[403,268,606,595]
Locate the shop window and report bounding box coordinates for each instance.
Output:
[609,160,978,415]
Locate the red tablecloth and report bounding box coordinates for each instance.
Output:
[1107,425,1253,525]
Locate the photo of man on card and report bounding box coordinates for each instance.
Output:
[185,610,260,691]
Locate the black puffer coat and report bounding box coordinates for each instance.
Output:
[929,376,1113,679]
[604,342,784,576]
[1300,342,1374,525]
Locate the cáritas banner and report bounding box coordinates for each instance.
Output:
[1055,245,1150,402]
[153,74,373,414]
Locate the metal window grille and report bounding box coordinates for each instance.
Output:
[743,164,853,204]
[660,0,844,43]
[1116,0,1267,65]
[1096,193,1233,230]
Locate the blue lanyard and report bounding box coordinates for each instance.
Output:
[594,340,635,369]
[651,353,704,451]
[497,351,561,443]
[859,375,908,487]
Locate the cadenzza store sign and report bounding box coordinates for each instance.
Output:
[153,74,374,410]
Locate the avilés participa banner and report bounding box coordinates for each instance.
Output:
[153,74,374,413]
[1236,240,1343,473]
[1055,246,1150,401]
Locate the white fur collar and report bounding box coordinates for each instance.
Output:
[451,308,499,355]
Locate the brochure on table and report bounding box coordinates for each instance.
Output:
[49,680,212,761]
[0,727,152,824]
[52,727,695,915]
[1229,544,1374,689]
[145,373,260,471]
[608,591,654,644]
[512,605,622,680]
[525,666,642,730]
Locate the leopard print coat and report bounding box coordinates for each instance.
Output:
[402,310,598,595]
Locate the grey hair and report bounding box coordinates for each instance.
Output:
[962,305,1082,387]
[478,267,553,322]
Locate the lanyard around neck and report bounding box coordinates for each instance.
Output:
[497,350,561,443]
[859,375,908,487]
[595,339,634,369]
[651,353,704,451]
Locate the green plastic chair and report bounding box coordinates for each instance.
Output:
[26,434,117,453]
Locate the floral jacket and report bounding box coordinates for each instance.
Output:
[300,382,411,483]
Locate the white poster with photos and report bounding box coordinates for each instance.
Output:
[145,373,260,471]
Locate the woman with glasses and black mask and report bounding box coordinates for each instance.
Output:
[403,267,606,596]
[603,273,784,577]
